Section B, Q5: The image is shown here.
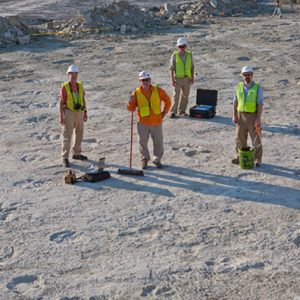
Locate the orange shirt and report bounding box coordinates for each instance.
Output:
[127,85,171,126]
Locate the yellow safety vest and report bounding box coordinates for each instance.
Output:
[236,82,259,113]
[62,81,85,112]
[136,85,161,117]
[174,50,192,78]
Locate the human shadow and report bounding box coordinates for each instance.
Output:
[207,115,300,136]
[73,166,174,197]
[263,124,300,136]
[101,174,174,197]
[65,160,300,208]
[253,163,300,180]
[133,164,300,209]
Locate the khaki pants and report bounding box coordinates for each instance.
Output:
[273,6,282,16]
[235,112,263,163]
[61,109,84,159]
[171,77,191,114]
[137,123,164,163]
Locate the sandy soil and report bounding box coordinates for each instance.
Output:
[0,1,300,299]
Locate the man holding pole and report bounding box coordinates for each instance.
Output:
[127,71,171,169]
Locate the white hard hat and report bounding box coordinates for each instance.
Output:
[177,37,187,47]
[241,66,253,74]
[67,64,79,73]
[138,70,151,80]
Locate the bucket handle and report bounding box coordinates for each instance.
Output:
[252,127,262,149]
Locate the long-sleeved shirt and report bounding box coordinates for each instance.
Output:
[127,84,171,126]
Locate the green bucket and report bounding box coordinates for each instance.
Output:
[238,147,255,169]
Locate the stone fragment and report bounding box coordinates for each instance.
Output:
[120,24,126,34]
[210,0,218,9]
[17,35,30,45]
[3,31,12,39]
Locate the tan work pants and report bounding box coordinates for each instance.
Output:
[235,112,263,163]
[61,109,84,159]
[137,123,164,163]
[171,77,191,114]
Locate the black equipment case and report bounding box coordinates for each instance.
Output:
[82,171,110,182]
[189,89,218,119]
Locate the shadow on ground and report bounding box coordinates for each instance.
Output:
[86,162,300,209]
[201,115,300,136]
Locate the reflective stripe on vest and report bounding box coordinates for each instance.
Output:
[174,51,192,78]
[236,82,259,113]
[62,81,84,112]
[136,85,161,117]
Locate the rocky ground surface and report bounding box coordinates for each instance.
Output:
[0,0,300,300]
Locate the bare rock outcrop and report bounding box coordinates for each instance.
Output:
[0,15,31,46]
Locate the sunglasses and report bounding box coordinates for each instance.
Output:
[178,45,186,49]
[141,78,150,82]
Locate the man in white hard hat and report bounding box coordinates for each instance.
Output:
[59,64,88,167]
[127,71,171,169]
[232,66,264,167]
[169,37,194,118]
[272,0,283,18]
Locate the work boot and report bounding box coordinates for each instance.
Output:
[63,158,70,168]
[72,154,88,160]
[170,113,176,119]
[153,161,163,169]
[141,160,148,170]
[231,157,239,165]
[255,162,261,168]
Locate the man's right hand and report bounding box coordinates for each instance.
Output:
[128,95,134,104]
[232,116,238,124]
[59,115,65,125]
[172,79,176,87]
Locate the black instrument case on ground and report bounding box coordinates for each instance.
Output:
[189,89,218,119]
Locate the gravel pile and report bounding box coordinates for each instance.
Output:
[1,0,260,45]
[49,0,259,34]
[158,0,259,27]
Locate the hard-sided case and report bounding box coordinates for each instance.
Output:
[189,89,218,119]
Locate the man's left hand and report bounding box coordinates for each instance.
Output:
[83,112,88,122]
